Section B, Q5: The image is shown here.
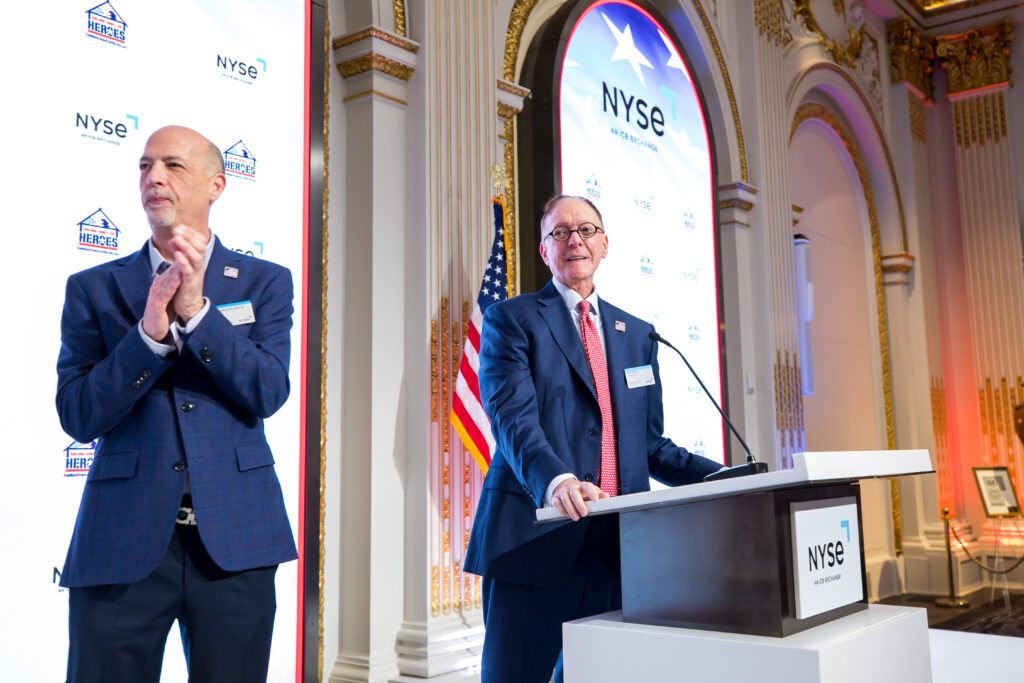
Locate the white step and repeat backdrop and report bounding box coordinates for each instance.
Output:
[1,1,307,680]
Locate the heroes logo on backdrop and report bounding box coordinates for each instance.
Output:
[223,140,257,180]
[64,441,97,477]
[85,1,127,48]
[77,209,120,255]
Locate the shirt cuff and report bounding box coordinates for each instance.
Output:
[175,297,211,335]
[544,473,577,507]
[138,320,177,357]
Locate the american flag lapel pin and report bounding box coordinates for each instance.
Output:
[224,266,239,279]
[615,320,626,332]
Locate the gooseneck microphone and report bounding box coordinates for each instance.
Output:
[648,330,768,481]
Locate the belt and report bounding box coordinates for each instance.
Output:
[176,496,197,526]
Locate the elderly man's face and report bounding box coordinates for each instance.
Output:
[139,126,223,232]
[539,198,608,295]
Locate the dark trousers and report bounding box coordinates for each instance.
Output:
[480,515,622,683]
[67,524,278,683]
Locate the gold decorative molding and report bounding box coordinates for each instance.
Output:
[881,253,915,273]
[773,350,805,470]
[318,13,331,682]
[936,20,1013,96]
[332,27,419,53]
[979,376,1024,454]
[497,79,530,97]
[754,0,790,46]
[930,376,953,508]
[719,197,754,212]
[503,0,539,82]
[908,90,926,144]
[790,102,901,552]
[692,0,749,184]
[793,0,866,69]
[342,89,408,106]
[952,90,1008,147]
[394,0,407,38]
[886,17,935,101]
[337,53,414,81]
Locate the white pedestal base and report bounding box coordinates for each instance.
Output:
[563,604,932,683]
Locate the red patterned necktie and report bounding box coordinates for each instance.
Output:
[579,300,618,495]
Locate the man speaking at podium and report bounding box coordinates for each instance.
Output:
[465,195,721,682]
[56,125,296,682]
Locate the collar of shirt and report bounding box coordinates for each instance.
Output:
[551,278,607,358]
[148,231,216,275]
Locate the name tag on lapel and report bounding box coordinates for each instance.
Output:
[624,365,655,388]
[217,300,255,325]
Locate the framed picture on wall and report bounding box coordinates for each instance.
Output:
[973,467,1021,517]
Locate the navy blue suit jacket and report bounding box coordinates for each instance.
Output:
[464,280,720,586]
[56,239,298,588]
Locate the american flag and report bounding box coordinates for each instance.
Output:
[451,197,509,474]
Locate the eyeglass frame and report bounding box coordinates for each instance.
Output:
[542,222,606,242]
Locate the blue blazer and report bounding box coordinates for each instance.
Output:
[56,239,298,588]
[464,280,721,586]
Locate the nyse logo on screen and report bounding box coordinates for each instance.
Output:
[686,383,704,398]
[77,209,120,254]
[217,54,267,84]
[64,440,97,477]
[85,1,127,48]
[76,113,136,146]
[602,82,665,137]
[639,253,654,277]
[223,140,257,180]
[585,173,602,199]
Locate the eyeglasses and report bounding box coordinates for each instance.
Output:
[543,222,605,242]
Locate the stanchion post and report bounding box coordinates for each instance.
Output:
[936,507,970,608]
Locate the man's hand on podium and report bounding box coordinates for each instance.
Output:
[552,478,609,521]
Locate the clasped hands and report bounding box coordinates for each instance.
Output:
[551,477,610,521]
[142,226,208,342]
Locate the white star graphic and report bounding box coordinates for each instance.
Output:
[495,254,503,261]
[602,13,653,87]
[494,266,502,274]
[659,30,689,80]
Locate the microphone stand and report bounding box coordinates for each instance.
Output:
[649,331,768,482]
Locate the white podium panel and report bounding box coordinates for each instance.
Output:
[563,604,932,683]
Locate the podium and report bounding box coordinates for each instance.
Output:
[537,450,935,680]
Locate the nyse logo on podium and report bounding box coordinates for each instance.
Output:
[223,140,257,181]
[790,499,863,619]
[85,1,127,48]
[77,209,121,255]
[64,440,97,477]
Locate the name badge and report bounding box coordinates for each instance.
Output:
[217,300,255,326]
[624,365,655,388]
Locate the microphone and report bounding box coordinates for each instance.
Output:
[648,330,768,481]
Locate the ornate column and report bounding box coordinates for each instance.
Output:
[882,16,949,596]
[938,21,1024,503]
[936,21,1024,581]
[754,0,805,468]
[330,25,420,683]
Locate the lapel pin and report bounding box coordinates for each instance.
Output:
[615,320,626,332]
[223,266,239,279]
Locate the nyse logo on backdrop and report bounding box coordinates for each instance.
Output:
[53,567,69,592]
[223,140,257,180]
[686,383,703,398]
[78,209,120,254]
[76,112,138,146]
[585,173,602,199]
[683,209,697,230]
[85,1,127,48]
[64,440,97,477]
[633,195,653,214]
[681,268,700,283]
[216,54,267,84]
[639,253,654,277]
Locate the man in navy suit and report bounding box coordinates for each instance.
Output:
[464,195,722,682]
[56,125,296,682]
